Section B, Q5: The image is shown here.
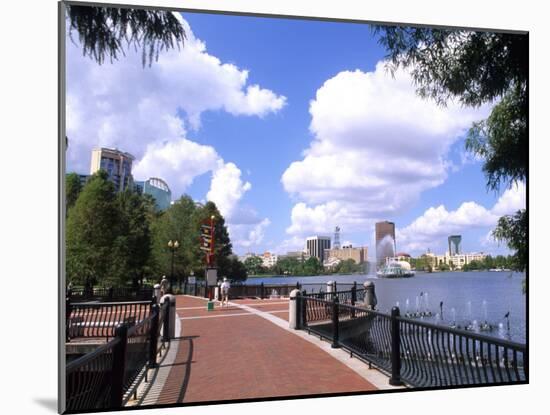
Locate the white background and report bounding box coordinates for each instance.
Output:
[0,0,546,414]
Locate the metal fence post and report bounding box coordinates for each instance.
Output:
[110,324,128,408]
[260,282,265,300]
[295,291,302,329]
[301,290,307,327]
[331,297,340,348]
[66,296,72,342]
[194,280,198,296]
[108,286,114,301]
[351,282,357,318]
[149,303,160,368]
[163,301,171,343]
[390,306,404,386]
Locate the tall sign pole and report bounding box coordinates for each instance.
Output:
[209,215,215,268]
[200,215,217,300]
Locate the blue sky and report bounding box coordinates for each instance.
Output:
[66,10,525,257]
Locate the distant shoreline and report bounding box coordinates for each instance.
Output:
[245,269,519,279]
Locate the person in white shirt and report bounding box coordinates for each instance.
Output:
[220,277,231,307]
[160,275,169,296]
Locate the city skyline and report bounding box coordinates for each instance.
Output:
[66,11,526,258]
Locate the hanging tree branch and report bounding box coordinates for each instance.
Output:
[66,4,186,66]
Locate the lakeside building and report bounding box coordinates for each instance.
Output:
[277,251,309,262]
[437,252,488,269]
[324,245,367,266]
[385,252,411,265]
[323,256,343,269]
[421,251,438,269]
[416,248,487,271]
[306,236,331,263]
[375,221,396,266]
[261,252,278,268]
[90,147,135,192]
[134,177,172,211]
[448,235,462,255]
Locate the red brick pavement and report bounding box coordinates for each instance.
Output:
[155,295,376,405]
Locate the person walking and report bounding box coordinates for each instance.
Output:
[220,277,231,307]
[160,275,169,296]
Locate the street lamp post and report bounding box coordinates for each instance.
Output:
[168,240,179,293]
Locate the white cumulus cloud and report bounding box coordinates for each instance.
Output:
[397,182,526,254]
[229,218,271,249]
[66,15,286,176]
[206,162,252,221]
[66,15,282,251]
[282,62,491,237]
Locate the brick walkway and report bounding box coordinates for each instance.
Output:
[154,295,378,405]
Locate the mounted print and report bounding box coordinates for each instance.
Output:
[59,1,528,413]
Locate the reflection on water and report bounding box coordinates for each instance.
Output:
[247,271,526,343]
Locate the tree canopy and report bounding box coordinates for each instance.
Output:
[66,171,121,286]
[374,27,527,272]
[66,171,237,287]
[66,4,186,66]
[65,173,82,213]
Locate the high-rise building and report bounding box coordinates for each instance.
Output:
[90,147,135,192]
[448,235,462,255]
[375,221,396,266]
[306,236,331,264]
[333,226,341,249]
[135,177,172,211]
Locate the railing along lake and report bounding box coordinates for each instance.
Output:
[296,293,527,388]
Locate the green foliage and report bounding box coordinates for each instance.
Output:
[150,195,199,282]
[493,210,527,272]
[243,256,264,275]
[66,171,121,286]
[374,27,527,273]
[374,28,527,107]
[466,87,527,191]
[274,256,302,275]
[66,172,236,288]
[333,258,362,274]
[224,256,248,282]
[66,173,82,213]
[113,190,155,286]
[410,256,433,272]
[302,257,322,276]
[193,201,233,276]
[149,198,233,283]
[66,4,186,66]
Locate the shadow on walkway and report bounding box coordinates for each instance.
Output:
[136,335,198,406]
[153,335,197,404]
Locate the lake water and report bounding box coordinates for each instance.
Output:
[246,271,527,344]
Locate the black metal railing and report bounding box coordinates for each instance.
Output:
[66,337,119,411]
[66,300,153,342]
[297,295,527,388]
[179,280,366,301]
[182,281,207,297]
[66,300,171,411]
[396,315,527,387]
[68,286,154,303]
